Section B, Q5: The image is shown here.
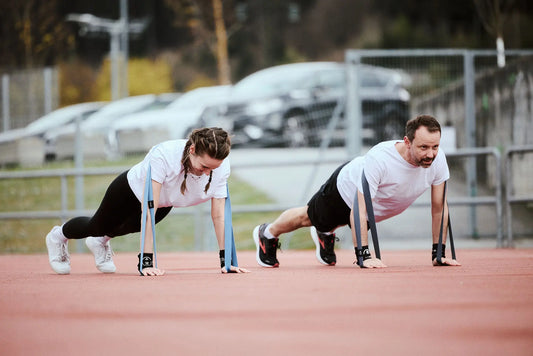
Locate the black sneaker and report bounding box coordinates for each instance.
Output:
[253,224,280,268]
[310,226,337,266]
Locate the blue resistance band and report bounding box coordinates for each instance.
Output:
[139,163,157,274]
[436,180,456,264]
[223,183,238,272]
[353,170,381,267]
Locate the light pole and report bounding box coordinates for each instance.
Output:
[66,9,148,101]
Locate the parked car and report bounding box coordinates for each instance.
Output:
[45,93,180,160]
[199,62,410,147]
[109,85,232,155]
[0,102,106,166]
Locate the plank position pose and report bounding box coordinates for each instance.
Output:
[46,127,249,276]
[253,115,461,268]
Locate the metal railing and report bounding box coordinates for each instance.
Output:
[411,147,503,247]
[505,145,533,247]
[0,147,507,248]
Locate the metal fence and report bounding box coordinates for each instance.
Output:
[505,145,533,245]
[1,49,532,251]
[1,67,59,132]
[345,49,533,154]
[344,49,533,246]
[0,146,512,250]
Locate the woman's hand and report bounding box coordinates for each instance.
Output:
[221,265,250,274]
[141,267,166,276]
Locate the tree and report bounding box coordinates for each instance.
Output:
[0,0,73,69]
[212,0,230,84]
[164,0,233,85]
[473,0,515,67]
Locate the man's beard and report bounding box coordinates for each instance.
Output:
[417,157,434,168]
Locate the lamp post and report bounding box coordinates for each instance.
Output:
[66,8,148,101]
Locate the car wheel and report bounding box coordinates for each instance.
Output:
[380,116,404,141]
[283,114,309,147]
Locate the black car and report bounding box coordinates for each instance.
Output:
[200,62,410,147]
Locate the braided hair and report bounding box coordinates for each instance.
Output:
[180,127,231,194]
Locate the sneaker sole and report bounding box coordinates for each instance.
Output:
[310,226,335,266]
[253,225,278,268]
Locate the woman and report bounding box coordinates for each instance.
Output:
[46,127,249,276]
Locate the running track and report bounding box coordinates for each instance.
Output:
[1,249,532,355]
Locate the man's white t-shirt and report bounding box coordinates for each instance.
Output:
[337,140,450,222]
[127,140,230,208]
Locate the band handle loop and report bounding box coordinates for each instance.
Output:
[223,184,238,272]
[436,180,456,264]
[139,163,157,275]
[353,170,381,267]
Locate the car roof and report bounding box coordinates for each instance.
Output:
[25,102,107,135]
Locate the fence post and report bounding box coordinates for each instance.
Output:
[345,51,363,157]
[464,50,479,238]
[2,74,9,132]
[74,113,85,252]
[43,68,53,115]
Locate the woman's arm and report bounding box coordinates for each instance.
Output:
[211,197,226,250]
[211,197,250,273]
[139,179,165,276]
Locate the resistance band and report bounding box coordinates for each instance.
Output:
[353,170,381,267]
[139,163,157,274]
[436,180,457,264]
[224,184,238,272]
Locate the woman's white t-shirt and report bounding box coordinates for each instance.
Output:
[127,140,230,208]
[337,140,449,222]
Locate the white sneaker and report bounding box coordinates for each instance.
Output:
[85,236,116,273]
[45,226,71,274]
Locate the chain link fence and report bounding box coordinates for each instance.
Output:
[1,50,533,252]
[1,67,59,132]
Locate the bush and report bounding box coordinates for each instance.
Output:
[92,56,174,101]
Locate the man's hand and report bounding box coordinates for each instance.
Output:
[433,258,461,266]
[221,265,250,274]
[362,258,387,268]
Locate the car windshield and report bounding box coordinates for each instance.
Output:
[232,66,337,99]
[167,86,231,110]
[230,63,398,100]
[26,104,101,133]
[83,95,156,128]
[360,69,393,88]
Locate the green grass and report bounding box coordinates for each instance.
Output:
[0,157,314,254]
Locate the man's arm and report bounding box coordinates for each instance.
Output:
[430,182,461,266]
[350,189,386,268]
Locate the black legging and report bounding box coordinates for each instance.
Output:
[63,171,172,239]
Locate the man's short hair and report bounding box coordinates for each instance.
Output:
[405,115,441,142]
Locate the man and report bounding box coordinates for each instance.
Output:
[253,115,461,268]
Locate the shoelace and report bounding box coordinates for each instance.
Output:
[267,239,282,253]
[59,242,70,262]
[320,234,339,253]
[103,243,114,262]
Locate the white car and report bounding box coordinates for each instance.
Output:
[46,93,179,161]
[109,85,232,155]
[0,102,106,166]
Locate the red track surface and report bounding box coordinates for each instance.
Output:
[1,249,532,356]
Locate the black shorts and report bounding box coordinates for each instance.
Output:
[306,162,351,233]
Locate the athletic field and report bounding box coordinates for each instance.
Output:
[1,248,532,355]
